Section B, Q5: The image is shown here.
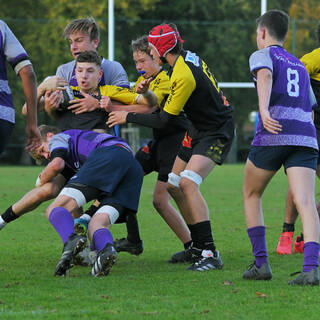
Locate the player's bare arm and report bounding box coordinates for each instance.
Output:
[36,157,65,187]
[19,65,41,152]
[135,78,158,107]
[256,68,282,134]
[22,76,68,116]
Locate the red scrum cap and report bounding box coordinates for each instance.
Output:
[148,24,184,58]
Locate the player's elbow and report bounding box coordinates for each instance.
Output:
[19,64,37,84]
[50,158,65,174]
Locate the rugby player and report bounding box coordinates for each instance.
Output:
[0,19,40,155]
[276,21,320,255]
[108,23,235,271]
[242,10,319,285]
[34,125,143,277]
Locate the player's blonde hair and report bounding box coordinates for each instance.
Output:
[64,17,99,42]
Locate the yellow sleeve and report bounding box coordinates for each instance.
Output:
[300,48,320,79]
[148,71,170,107]
[100,85,138,105]
[132,76,144,91]
[163,60,196,115]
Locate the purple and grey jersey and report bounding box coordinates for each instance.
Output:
[48,129,132,172]
[0,20,31,123]
[250,45,318,150]
[56,58,129,88]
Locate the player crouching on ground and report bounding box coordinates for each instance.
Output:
[32,125,143,277]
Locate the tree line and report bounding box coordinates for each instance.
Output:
[1,0,319,163]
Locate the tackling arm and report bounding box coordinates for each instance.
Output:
[37,157,65,187]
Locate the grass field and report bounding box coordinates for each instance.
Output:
[0,165,319,320]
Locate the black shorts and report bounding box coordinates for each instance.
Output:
[135,131,185,182]
[248,145,318,171]
[60,165,76,181]
[178,117,235,165]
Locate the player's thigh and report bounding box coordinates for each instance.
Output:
[285,147,318,203]
[243,158,276,197]
[153,180,170,204]
[287,167,316,205]
[46,195,79,217]
[184,154,215,180]
[171,156,187,175]
[46,174,67,197]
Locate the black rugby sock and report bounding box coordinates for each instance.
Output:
[1,206,19,223]
[126,214,141,244]
[282,222,295,232]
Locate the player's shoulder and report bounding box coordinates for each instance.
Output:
[0,19,9,32]
[57,60,75,71]
[301,47,320,63]
[250,47,270,61]
[101,57,124,70]
[56,60,75,74]
[157,69,169,80]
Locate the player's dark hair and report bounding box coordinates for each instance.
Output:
[64,17,99,42]
[256,9,289,42]
[167,23,183,54]
[39,125,61,140]
[131,35,151,55]
[317,21,320,44]
[76,50,102,67]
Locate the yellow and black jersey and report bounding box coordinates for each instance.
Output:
[55,84,138,131]
[56,85,107,131]
[132,70,170,107]
[133,70,190,139]
[164,50,233,131]
[300,48,320,123]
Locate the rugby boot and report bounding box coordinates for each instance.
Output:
[293,233,304,253]
[113,238,143,255]
[187,248,223,271]
[91,243,117,277]
[276,231,293,255]
[288,268,319,286]
[242,262,272,280]
[168,247,193,263]
[54,233,87,276]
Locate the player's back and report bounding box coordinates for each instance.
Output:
[167,50,233,131]
[251,46,317,149]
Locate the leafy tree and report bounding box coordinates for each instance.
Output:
[0,0,296,162]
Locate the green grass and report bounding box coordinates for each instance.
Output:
[0,165,319,320]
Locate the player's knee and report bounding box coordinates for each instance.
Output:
[242,184,261,199]
[179,170,202,195]
[37,183,58,201]
[152,196,166,213]
[168,172,181,188]
[293,194,315,211]
[93,205,120,226]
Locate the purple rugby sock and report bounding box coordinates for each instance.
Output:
[92,228,113,253]
[247,226,268,268]
[303,242,320,272]
[49,207,74,244]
